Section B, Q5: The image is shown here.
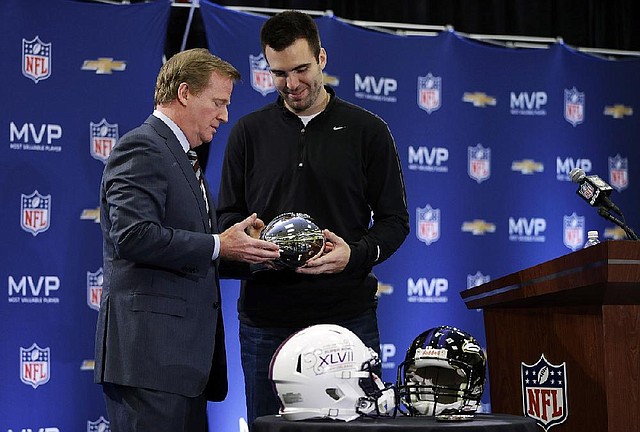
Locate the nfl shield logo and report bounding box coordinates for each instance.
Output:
[608,154,629,192]
[249,53,275,96]
[468,144,491,183]
[417,73,441,114]
[521,354,568,431]
[87,268,104,311]
[21,190,51,236]
[563,212,584,251]
[20,343,50,388]
[416,205,440,245]
[88,416,111,432]
[22,36,51,83]
[90,119,119,163]
[564,87,585,126]
[467,271,490,289]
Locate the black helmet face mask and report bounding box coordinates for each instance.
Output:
[397,326,486,420]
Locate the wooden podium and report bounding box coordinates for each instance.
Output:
[461,241,640,432]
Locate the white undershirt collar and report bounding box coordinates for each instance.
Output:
[153,110,190,153]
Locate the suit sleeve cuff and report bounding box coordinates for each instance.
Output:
[212,234,220,260]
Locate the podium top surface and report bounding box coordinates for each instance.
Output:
[253,413,537,432]
[461,240,640,309]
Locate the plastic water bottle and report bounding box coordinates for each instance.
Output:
[583,230,600,248]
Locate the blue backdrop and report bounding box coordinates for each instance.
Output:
[2,1,639,431]
[1,0,170,431]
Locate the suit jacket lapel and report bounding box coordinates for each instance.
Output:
[145,115,212,233]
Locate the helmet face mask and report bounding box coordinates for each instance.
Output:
[269,324,396,422]
[397,326,486,420]
[355,356,396,418]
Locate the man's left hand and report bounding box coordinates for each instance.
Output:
[296,229,350,274]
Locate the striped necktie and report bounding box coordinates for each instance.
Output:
[187,150,211,226]
[187,150,203,182]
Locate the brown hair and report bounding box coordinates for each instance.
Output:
[154,48,241,106]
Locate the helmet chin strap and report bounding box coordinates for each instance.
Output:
[413,399,461,416]
[376,386,397,414]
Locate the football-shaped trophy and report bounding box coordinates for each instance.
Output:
[260,212,325,269]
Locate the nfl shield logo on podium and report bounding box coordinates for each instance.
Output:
[521,354,568,431]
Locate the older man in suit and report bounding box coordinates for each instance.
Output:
[94,48,280,432]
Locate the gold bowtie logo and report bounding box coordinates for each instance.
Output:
[80,208,100,223]
[462,219,496,235]
[512,159,544,175]
[603,104,633,119]
[82,58,127,74]
[463,92,496,107]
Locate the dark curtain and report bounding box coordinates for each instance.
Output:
[166,0,640,58]
[163,0,640,168]
[202,0,640,51]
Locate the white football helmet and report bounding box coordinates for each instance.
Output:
[269,324,396,422]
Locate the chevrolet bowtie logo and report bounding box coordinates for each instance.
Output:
[603,104,633,119]
[80,360,95,371]
[82,58,127,74]
[512,159,544,175]
[604,226,627,240]
[463,92,496,107]
[462,219,496,235]
[323,72,340,86]
[81,208,100,223]
[376,282,394,296]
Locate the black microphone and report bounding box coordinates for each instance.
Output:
[570,168,638,241]
[597,206,639,241]
[569,168,622,216]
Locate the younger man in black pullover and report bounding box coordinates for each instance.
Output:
[217,10,409,429]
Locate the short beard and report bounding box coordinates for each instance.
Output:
[281,81,322,114]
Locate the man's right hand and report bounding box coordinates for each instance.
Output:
[219,213,280,264]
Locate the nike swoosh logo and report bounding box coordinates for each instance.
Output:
[333,126,346,131]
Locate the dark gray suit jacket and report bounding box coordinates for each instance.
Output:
[94,115,227,401]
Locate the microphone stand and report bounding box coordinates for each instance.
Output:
[597,206,639,241]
